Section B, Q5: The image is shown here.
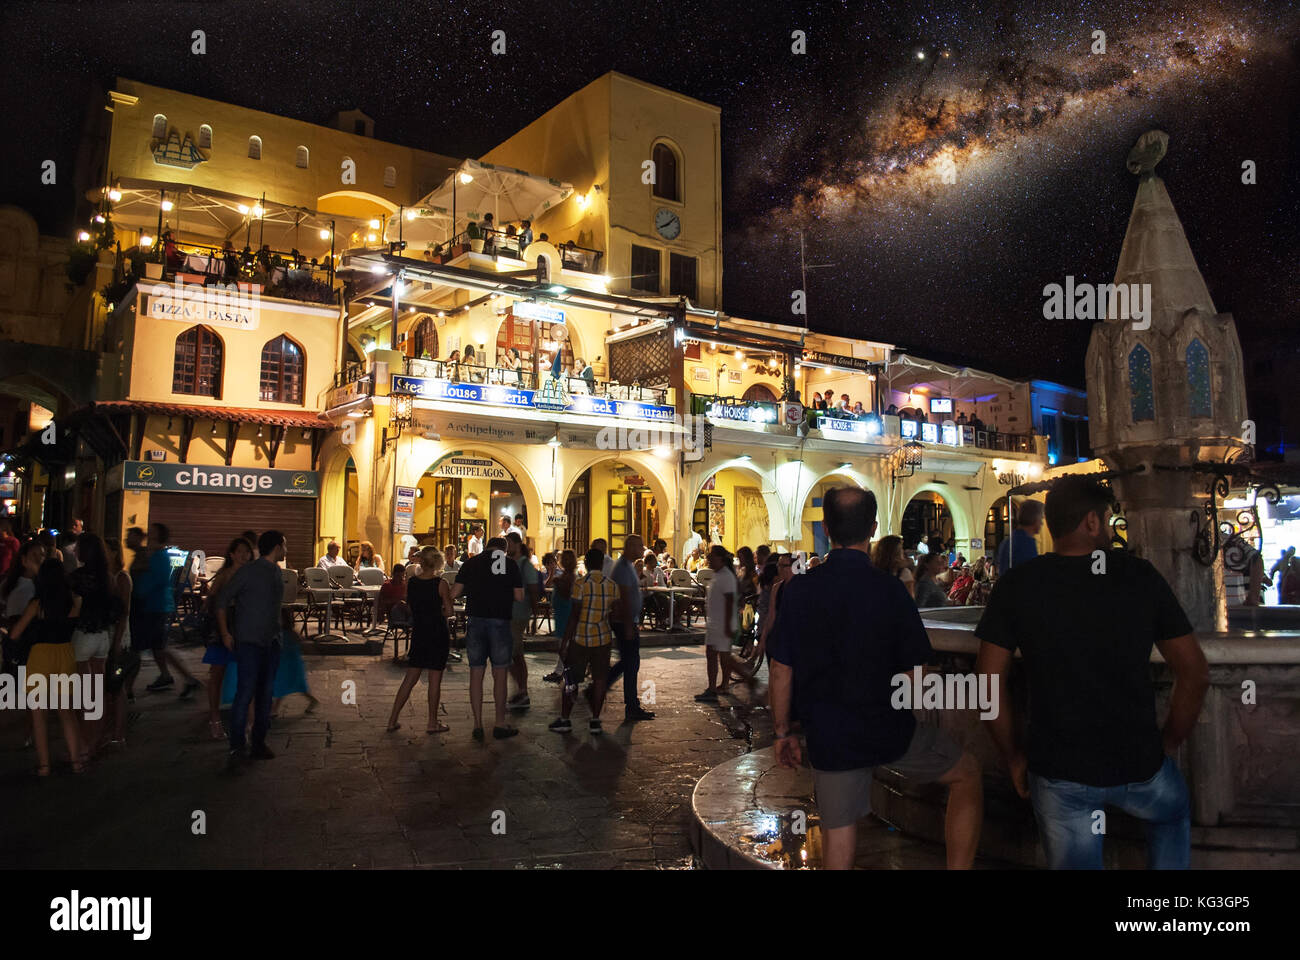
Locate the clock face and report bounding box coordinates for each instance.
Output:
[654,208,681,240]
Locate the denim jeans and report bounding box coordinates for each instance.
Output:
[1029,755,1191,869]
[606,621,640,710]
[230,641,280,752]
[465,617,512,668]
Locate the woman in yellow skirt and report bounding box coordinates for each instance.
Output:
[9,558,84,775]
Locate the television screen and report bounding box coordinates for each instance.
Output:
[930,397,953,414]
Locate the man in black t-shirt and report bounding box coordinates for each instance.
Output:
[975,475,1209,869]
[769,487,983,870]
[452,537,524,741]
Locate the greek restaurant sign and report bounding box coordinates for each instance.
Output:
[430,457,512,480]
[392,375,675,422]
[511,301,565,325]
[122,461,318,496]
[804,350,875,373]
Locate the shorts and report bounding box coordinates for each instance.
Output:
[510,617,527,658]
[465,617,512,668]
[565,643,611,685]
[203,643,234,666]
[811,723,965,830]
[71,628,111,662]
[705,629,733,652]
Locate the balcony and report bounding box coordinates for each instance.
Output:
[419,231,604,275]
[103,239,338,308]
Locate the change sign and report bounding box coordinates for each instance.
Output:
[122,461,318,497]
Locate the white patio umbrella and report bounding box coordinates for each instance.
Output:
[387,158,574,251]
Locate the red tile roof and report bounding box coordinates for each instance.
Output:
[87,400,330,429]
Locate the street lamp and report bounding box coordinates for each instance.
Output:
[383,388,416,453]
[891,439,923,480]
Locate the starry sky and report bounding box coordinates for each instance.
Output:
[1,0,1296,389]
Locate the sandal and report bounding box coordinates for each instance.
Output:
[208,720,225,740]
[386,722,401,732]
[35,764,50,778]
[426,722,450,734]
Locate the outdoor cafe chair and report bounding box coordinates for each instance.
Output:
[281,569,310,633]
[384,601,413,661]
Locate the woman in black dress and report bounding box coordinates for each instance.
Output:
[386,546,452,734]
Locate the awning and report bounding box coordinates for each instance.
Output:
[386,159,574,250]
[92,180,373,257]
[86,400,330,429]
[885,353,1023,400]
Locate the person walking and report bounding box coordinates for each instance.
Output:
[8,559,85,775]
[606,535,655,721]
[975,475,1209,869]
[695,545,744,702]
[550,548,617,735]
[505,533,537,711]
[450,536,523,740]
[101,537,138,748]
[995,499,1044,573]
[136,523,200,697]
[68,532,119,762]
[769,487,984,870]
[216,530,287,765]
[202,537,252,740]
[387,546,453,734]
[271,608,318,717]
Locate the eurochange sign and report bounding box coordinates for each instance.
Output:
[122,461,319,497]
[392,375,676,423]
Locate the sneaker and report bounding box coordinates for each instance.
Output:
[146,676,175,692]
[250,744,276,760]
[492,726,519,739]
[548,717,572,733]
[178,680,201,700]
[626,706,656,721]
[589,718,603,735]
[507,692,530,709]
[694,689,719,703]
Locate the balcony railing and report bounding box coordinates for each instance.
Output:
[400,356,668,406]
[108,239,338,307]
[425,230,604,274]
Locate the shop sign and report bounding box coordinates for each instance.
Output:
[512,301,565,325]
[121,461,318,496]
[394,485,416,534]
[393,375,675,423]
[430,457,511,480]
[147,286,260,330]
[544,512,568,526]
[804,350,875,373]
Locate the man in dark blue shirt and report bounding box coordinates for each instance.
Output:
[769,487,983,869]
[995,499,1043,573]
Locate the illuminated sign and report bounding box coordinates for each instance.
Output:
[511,301,565,325]
[122,461,317,496]
[393,375,675,422]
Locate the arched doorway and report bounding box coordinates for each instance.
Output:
[984,495,1010,558]
[496,311,573,382]
[742,383,778,403]
[563,461,661,554]
[411,450,530,556]
[406,313,439,359]
[901,490,953,550]
[799,473,870,554]
[692,468,769,553]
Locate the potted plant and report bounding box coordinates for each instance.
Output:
[143,242,164,280]
[466,220,484,254]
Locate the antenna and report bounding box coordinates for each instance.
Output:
[799,231,835,329]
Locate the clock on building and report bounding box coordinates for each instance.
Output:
[654,208,681,241]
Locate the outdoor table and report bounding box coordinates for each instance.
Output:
[356,584,383,634]
[306,583,364,640]
[644,585,699,631]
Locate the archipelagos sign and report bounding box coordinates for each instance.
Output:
[430,457,511,480]
[122,461,319,496]
[392,375,675,422]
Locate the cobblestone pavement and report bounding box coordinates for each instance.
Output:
[0,643,777,869]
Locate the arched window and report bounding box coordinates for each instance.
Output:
[1127,343,1154,422]
[383,165,397,188]
[260,335,305,404]
[248,135,262,160]
[1186,339,1212,419]
[152,114,167,139]
[198,124,213,149]
[410,315,438,359]
[651,142,680,202]
[295,145,309,169]
[173,326,223,398]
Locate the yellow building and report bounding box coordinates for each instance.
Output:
[38,71,1057,573]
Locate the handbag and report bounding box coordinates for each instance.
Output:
[105,645,142,693]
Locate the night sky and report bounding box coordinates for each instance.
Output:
[1,0,1296,388]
